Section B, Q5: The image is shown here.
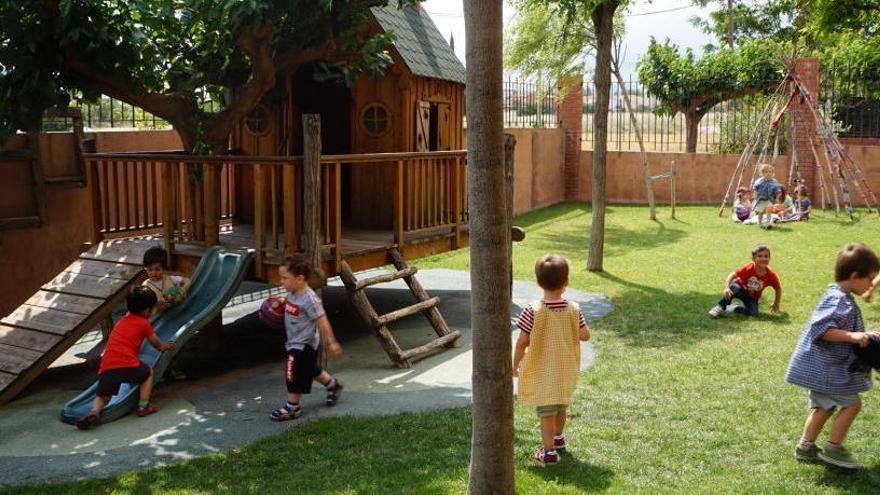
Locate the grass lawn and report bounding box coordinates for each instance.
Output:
[7,203,880,494]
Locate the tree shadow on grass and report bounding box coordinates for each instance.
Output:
[815,462,880,493]
[527,222,688,258]
[523,453,614,492]
[595,271,790,348]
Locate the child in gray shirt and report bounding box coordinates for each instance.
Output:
[270,254,344,421]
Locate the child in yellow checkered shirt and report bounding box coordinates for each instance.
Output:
[513,254,591,466]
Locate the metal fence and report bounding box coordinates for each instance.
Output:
[821,63,880,139]
[581,76,778,153]
[503,79,560,129]
[41,96,222,132]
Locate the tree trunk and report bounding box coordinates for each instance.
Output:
[464,1,514,494]
[685,110,702,153]
[587,0,619,273]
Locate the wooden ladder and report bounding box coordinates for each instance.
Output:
[339,247,460,368]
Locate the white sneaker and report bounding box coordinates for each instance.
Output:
[708,305,724,317]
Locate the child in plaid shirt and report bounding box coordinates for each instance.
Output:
[786,243,880,469]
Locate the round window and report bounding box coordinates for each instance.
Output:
[244,104,271,136]
[361,103,390,136]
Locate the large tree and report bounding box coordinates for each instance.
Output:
[464,1,514,493]
[505,0,623,272]
[636,38,783,153]
[0,0,409,152]
[689,0,809,50]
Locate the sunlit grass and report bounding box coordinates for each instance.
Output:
[7,203,880,494]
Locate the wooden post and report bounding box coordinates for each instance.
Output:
[87,159,104,245]
[504,134,516,291]
[670,160,677,220]
[393,159,404,252]
[161,161,175,258]
[302,114,323,283]
[452,157,462,249]
[333,162,342,274]
[204,163,219,246]
[283,161,297,255]
[254,163,266,279]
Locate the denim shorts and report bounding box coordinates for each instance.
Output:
[809,390,860,411]
[536,404,568,417]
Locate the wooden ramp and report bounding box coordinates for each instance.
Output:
[339,247,461,368]
[0,237,157,405]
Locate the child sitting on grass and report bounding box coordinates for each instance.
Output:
[770,187,794,222]
[513,254,591,466]
[76,287,176,429]
[786,243,880,469]
[733,187,753,223]
[270,254,344,421]
[793,185,812,221]
[708,244,781,317]
[142,246,190,311]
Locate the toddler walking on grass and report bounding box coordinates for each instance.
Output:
[786,243,880,469]
[513,254,591,466]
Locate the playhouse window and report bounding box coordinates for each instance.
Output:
[361,103,390,136]
[244,104,271,136]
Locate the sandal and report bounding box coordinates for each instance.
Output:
[270,404,302,421]
[326,379,344,407]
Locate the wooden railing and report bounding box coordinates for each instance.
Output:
[85,150,468,275]
[85,154,235,241]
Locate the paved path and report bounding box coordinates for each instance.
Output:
[0,269,613,487]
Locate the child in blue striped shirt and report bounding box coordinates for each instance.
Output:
[786,243,880,469]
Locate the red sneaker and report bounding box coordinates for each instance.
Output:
[136,404,158,417]
[534,447,559,466]
[554,434,567,450]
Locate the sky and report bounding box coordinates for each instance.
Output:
[421,0,715,76]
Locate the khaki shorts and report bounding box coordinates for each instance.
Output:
[809,390,860,411]
[754,199,772,212]
[536,404,568,417]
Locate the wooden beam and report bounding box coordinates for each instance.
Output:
[453,157,462,249]
[302,114,323,284]
[394,160,405,250]
[27,133,48,226]
[374,297,439,327]
[88,159,103,244]
[355,266,418,291]
[399,331,462,362]
[283,161,297,255]
[333,162,342,274]
[204,163,220,246]
[254,163,267,279]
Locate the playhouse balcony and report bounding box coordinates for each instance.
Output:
[83,150,469,282]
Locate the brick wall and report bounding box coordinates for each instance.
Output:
[790,58,819,192]
[557,77,583,200]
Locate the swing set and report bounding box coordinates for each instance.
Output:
[718,69,880,220]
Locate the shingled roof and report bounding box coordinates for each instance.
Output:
[371,5,466,84]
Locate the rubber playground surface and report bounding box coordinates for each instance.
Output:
[0,269,612,488]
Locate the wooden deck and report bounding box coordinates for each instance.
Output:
[174,224,469,282]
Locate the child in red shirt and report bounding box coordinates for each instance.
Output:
[76,287,175,429]
[709,244,782,317]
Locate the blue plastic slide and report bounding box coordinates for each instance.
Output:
[61,246,254,425]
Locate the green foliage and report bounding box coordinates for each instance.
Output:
[808,0,880,37]
[504,0,626,82]
[0,0,413,147]
[504,1,594,79]
[636,38,784,116]
[688,0,808,50]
